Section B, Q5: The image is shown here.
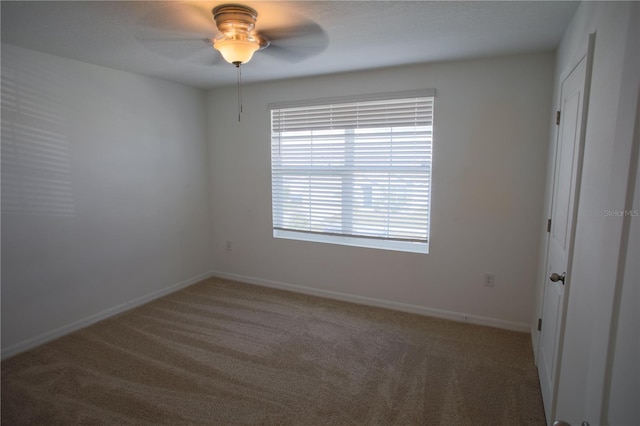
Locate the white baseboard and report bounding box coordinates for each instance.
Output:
[3,270,529,360]
[211,270,530,333]
[1,271,215,360]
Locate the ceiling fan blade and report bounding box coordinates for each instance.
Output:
[259,22,328,63]
[135,33,220,65]
[186,45,222,66]
[134,2,223,65]
[137,3,215,35]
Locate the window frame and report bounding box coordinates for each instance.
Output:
[269,89,435,254]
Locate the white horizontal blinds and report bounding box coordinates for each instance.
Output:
[271,94,433,245]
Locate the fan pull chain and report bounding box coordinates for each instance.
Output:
[236,63,243,122]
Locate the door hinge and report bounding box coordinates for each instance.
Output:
[556,110,561,125]
[538,318,542,331]
[547,218,552,233]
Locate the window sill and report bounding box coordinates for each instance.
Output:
[273,229,429,254]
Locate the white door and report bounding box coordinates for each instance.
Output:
[538,52,590,424]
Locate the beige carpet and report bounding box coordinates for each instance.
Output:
[2,277,545,425]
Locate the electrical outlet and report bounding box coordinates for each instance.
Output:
[225,241,232,252]
[484,273,495,287]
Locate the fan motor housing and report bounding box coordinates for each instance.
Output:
[212,4,258,36]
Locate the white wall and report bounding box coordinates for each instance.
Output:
[607,130,639,425]
[207,53,554,330]
[531,2,639,424]
[1,44,212,357]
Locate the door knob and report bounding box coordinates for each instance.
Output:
[550,272,566,283]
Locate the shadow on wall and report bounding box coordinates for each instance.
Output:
[1,58,76,217]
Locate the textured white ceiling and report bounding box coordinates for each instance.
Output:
[1,1,578,89]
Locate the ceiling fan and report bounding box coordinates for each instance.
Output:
[137,2,328,68]
[137,2,327,120]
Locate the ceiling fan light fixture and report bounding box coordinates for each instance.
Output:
[213,36,260,65]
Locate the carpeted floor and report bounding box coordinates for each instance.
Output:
[1,277,545,425]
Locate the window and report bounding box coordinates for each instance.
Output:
[270,90,434,254]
